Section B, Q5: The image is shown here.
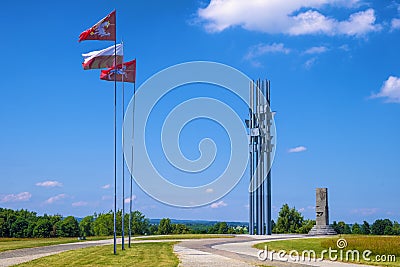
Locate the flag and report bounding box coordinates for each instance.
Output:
[79,10,116,42]
[100,59,136,83]
[82,44,123,70]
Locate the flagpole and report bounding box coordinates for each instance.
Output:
[121,41,125,251]
[113,14,117,255]
[129,81,136,248]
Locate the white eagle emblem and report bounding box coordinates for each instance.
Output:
[95,21,111,37]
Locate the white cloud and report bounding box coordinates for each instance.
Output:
[45,194,67,204]
[304,46,328,54]
[337,9,381,37]
[0,192,32,203]
[101,195,112,201]
[210,200,228,209]
[72,201,88,207]
[197,1,379,37]
[304,57,317,69]
[299,207,305,212]
[289,10,336,35]
[391,18,400,31]
[350,208,378,215]
[101,184,111,189]
[288,146,307,153]
[205,188,214,193]
[36,180,62,187]
[245,43,290,60]
[124,195,137,204]
[370,76,400,103]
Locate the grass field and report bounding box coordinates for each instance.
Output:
[0,236,112,252]
[16,243,179,267]
[134,234,235,240]
[254,235,400,267]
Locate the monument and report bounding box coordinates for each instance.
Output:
[247,79,273,235]
[308,188,337,235]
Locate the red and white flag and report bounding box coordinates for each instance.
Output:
[100,59,136,83]
[79,10,116,42]
[82,44,123,70]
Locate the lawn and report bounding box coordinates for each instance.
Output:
[134,234,235,240]
[16,243,179,267]
[0,236,112,252]
[254,235,400,267]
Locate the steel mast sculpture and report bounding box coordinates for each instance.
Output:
[247,79,273,235]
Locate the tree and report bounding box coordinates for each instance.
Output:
[270,220,276,233]
[352,223,362,234]
[371,219,393,235]
[158,218,173,235]
[0,217,6,237]
[217,222,229,234]
[343,223,352,234]
[392,221,400,235]
[298,219,316,234]
[173,224,190,234]
[79,216,94,237]
[10,218,29,238]
[361,221,370,235]
[149,224,158,235]
[33,217,52,237]
[56,216,79,237]
[274,204,304,233]
[131,211,150,235]
[93,212,113,236]
[332,221,350,234]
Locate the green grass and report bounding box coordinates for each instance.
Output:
[16,243,179,267]
[0,236,112,252]
[134,234,235,240]
[254,235,400,267]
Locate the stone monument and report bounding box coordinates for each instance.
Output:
[308,188,337,235]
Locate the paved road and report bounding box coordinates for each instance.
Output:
[174,235,376,267]
[0,239,116,267]
[0,235,378,267]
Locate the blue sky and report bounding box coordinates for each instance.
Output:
[1,0,399,223]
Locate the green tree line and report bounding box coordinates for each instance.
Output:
[0,208,245,238]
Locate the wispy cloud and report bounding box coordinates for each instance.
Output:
[101,195,112,201]
[245,43,290,61]
[197,1,380,37]
[391,18,400,31]
[304,46,328,54]
[72,201,88,207]
[205,188,214,193]
[0,192,32,203]
[101,184,111,189]
[350,208,378,215]
[45,194,67,204]
[304,57,317,69]
[245,43,290,66]
[288,146,307,153]
[210,200,228,209]
[36,180,62,187]
[124,195,137,204]
[370,76,400,103]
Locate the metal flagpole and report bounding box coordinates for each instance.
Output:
[113,15,117,255]
[114,37,117,254]
[121,41,125,251]
[129,79,136,247]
